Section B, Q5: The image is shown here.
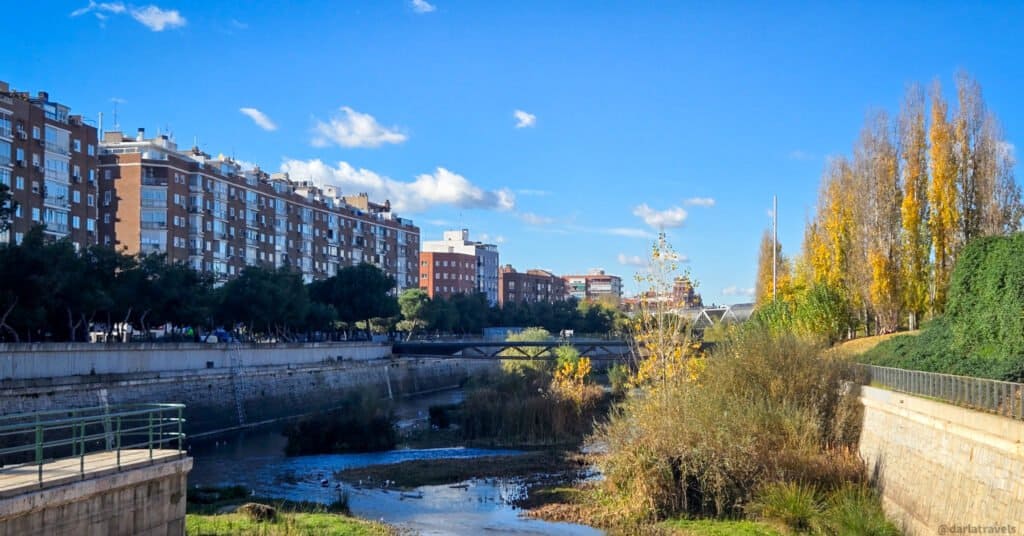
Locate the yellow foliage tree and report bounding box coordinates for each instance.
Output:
[898,84,931,329]
[927,82,959,313]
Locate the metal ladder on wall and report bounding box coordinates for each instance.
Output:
[228,344,247,426]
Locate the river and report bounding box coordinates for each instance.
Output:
[188,389,602,535]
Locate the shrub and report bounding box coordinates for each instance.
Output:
[819,484,900,536]
[283,390,395,455]
[238,502,277,522]
[594,326,861,520]
[748,481,822,531]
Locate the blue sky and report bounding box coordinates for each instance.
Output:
[4,1,1023,304]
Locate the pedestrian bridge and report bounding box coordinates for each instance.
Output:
[393,339,631,360]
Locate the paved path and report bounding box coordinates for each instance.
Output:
[0,449,182,498]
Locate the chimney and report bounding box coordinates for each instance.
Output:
[136,128,145,141]
[37,91,49,102]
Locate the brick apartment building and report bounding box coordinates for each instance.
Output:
[563,270,623,303]
[96,129,420,287]
[418,251,477,299]
[421,229,499,305]
[498,265,567,306]
[0,81,99,249]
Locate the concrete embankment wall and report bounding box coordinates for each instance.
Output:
[0,343,498,437]
[859,385,1024,535]
[0,342,390,381]
[0,457,192,536]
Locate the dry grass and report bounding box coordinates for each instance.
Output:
[828,332,918,358]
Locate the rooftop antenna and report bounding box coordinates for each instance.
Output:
[112,100,120,132]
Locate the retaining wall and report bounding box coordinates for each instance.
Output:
[859,385,1024,534]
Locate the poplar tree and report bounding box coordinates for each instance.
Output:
[927,82,958,313]
[898,85,931,329]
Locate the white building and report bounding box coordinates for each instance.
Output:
[421,229,500,305]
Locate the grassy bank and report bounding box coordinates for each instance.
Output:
[334,450,587,489]
[186,511,393,536]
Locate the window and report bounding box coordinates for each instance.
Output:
[86,219,95,232]
[72,139,81,152]
[103,191,111,205]
[72,216,80,229]
[32,126,40,139]
[15,176,23,190]
[88,169,95,182]
[31,208,40,222]
[72,190,80,203]
[73,165,80,179]
[103,214,110,224]
[104,169,112,180]
[87,194,95,207]
[15,148,24,163]
[87,144,94,156]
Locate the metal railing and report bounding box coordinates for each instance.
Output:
[0,403,185,485]
[862,364,1024,420]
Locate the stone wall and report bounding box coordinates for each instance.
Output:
[0,357,499,437]
[859,386,1024,535]
[0,457,192,536]
[0,342,390,381]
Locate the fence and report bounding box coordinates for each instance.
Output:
[862,364,1024,420]
[0,403,185,486]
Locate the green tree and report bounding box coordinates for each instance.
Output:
[397,288,431,340]
[311,263,399,338]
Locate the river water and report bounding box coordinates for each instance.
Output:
[188,390,602,535]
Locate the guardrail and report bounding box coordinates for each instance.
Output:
[0,404,185,485]
[862,364,1024,420]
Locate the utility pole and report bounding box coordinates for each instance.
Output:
[772,195,778,301]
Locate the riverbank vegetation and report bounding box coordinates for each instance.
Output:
[428,327,610,448]
[282,390,396,455]
[186,488,392,536]
[334,451,587,489]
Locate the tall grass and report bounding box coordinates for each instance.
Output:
[593,325,863,521]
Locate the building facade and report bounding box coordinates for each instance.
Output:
[421,229,499,305]
[563,270,623,303]
[498,265,567,307]
[0,81,99,249]
[418,251,477,299]
[98,129,419,287]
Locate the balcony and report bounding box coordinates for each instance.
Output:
[0,126,11,139]
[44,141,70,156]
[141,177,167,187]
[140,221,168,230]
[0,155,10,167]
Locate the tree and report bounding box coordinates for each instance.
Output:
[0,184,15,233]
[754,228,788,305]
[899,84,931,329]
[312,263,398,338]
[397,288,431,340]
[928,81,959,313]
[218,266,310,340]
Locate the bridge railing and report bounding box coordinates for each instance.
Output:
[0,403,186,485]
[862,364,1024,420]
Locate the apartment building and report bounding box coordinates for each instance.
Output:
[563,269,623,303]
[0,81,99,249]
[421,229,499,305]
[98,129,419,288]
[498,265,567,307]
[418,251,477,299]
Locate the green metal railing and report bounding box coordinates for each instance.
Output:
[0,403,185,486]
[862,364,1024,420]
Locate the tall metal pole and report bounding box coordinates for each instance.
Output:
[772,196,777,300]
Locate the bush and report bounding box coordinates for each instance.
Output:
[283,390,395,455]
[594,326,862,521]
[238,502,278,522]
[820,484,901,536]
[748,482,822,531]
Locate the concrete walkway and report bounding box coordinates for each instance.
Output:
[0,449,182,499]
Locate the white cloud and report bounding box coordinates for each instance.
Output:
[684,197,715,207]
[517,188,551,197]
[479,233,506,245]
[312,107,408,148]
[239,108,277,131]
[279,159,514,214]
[72,2,186,31]
[130,5,186,31]
[71,1,126,17]
[514,109,537,128]
[603,227,654,239]
[617,253,647,267]
[632,204,688,229]
[722,286,755,297]
[411,0,436,13]
[518,212,555,225]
